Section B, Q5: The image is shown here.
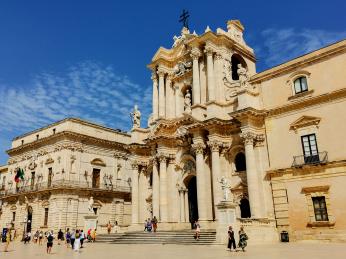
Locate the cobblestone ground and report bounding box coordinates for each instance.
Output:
[1,241,346,259]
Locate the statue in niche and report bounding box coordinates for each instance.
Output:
[237,64,250,89]
[130,105,141,129]
[184,89,192,113]
[88,196,94,212]
[219,176,232,201]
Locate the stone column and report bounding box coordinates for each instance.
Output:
[131,163,139,224]
[192,142,208,221]
[191,48,201,105]
[179,189,185,222]
[138,167,147,222]
[158,155,168,222]
[152,160,160,219]
[165,75,173,119]
[208,140,222,220]
[184,190,189,222]
[241,131,261,218]
[158,69,165,118]
[214,53,224,102]
[205,47,215,101]
[151,72,159,121]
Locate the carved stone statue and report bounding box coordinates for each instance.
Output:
[88,196,94,212]
[130,105,141,129]
[219,176,232,201]
[174,61,192,77]
[184,89,192,113]
[237,64,250,89]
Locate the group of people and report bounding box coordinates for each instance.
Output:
[143,216,158,233]
[227,226,248,252]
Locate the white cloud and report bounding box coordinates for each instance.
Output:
[0,61,152,136]
[256,28,346,68]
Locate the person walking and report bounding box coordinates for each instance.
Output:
[91,229,97,242]
[194,220,201,241]
[38,231,43,245]
[73,230,81,252]
[33,231,39,244]
[57,229,64,245]
[80,230,85,248]
[4,230,10,252]
[152,216,158,232]
[107,221,112,234]
[70,230,76,249]
[46,231,54,254]
[65,229,71,248]
[227,226,237,252]
[238,226,248,252]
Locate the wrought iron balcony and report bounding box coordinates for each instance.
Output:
[292,151,328,167]
[0,179,131,197]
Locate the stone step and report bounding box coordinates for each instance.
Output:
[96,230,217,245]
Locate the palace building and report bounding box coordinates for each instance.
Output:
[0,20,346,243]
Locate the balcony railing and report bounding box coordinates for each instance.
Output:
[0,179,131,197]
[292,151,328,167]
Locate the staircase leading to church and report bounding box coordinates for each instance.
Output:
[96,230,217,245]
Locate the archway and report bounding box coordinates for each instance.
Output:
[240,198,251,218]
[27,206,33,233]
[187,176,198,228]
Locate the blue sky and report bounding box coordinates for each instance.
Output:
[0,0,346,164]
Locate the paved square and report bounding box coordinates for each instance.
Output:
[2,242,346,259]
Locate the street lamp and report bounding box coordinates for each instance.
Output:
[22,216,27,241]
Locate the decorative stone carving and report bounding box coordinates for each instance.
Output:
[130,105,141,129]
[237,64,250,89]
[184,89,192,113]
[172,27,192,48]
[207,140,222,152]
[192,143,206,155]
[88,196,94,212]
[174,61,192,77]
[240,132,256,145]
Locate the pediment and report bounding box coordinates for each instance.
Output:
[151,44,187,63]
[90,158,106,167]
[289,116,321,131]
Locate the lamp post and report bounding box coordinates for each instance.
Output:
[22,216,27,241]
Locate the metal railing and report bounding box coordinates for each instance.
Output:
[0,179,131,196]
[292,151,328,167]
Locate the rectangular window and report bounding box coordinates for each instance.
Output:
[312,196,328,221]
[48,168,53,187]
[294,77,308,94]
[1,176,6,189]
[301,134,319,164]
[31,172,35,189]
[44,208,49,226]
[12,212,16,222]
[92,168,100,188]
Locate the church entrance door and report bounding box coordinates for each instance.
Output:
[187,176,198,228]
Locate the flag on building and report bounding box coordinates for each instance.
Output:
[14,168,24,183]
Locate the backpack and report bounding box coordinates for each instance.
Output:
[47,235,53,242]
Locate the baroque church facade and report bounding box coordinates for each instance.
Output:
[1,20,346,243]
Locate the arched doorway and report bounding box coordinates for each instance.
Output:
[187,176,198,228]
[240,198,251,218]
[27,206,33,233]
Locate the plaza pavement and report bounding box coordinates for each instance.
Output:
[1,241,346,259]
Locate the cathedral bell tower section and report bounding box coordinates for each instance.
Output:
[148,20,259,123]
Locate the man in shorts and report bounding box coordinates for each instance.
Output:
[46,231,54,254]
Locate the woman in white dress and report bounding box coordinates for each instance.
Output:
[73,230,81,252]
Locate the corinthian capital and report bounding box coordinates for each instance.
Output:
[151,72,158,82]
[240,131,256,145]
[192,143,206,155]
[157,153,168,163]
[207,140,221,152]
[131,162,139,170]
[190,48,201,60]
[157,67,166,77]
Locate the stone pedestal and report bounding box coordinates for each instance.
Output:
[215,201,237,244]
[84,215,98,231]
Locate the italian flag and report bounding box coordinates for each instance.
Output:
[14,168,24,183]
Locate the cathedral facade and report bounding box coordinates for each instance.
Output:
[1,20,346,243]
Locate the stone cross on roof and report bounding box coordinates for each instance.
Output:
[179,9,190,29]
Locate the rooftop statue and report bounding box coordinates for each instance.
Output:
[130,105,141,129]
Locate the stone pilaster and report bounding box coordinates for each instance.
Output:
[158,155,168,222]
[179,189,185,222]
[184,190,189,222]
[205,46,215,101]
[191,48,201,104]
[151,72,159,121]
[131,162,139,224]
[214,53,224,102]
[165,75,174,119]
[152,159,160,219]
[158,69,165,118]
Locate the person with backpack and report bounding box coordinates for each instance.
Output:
[46,231,54,254]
